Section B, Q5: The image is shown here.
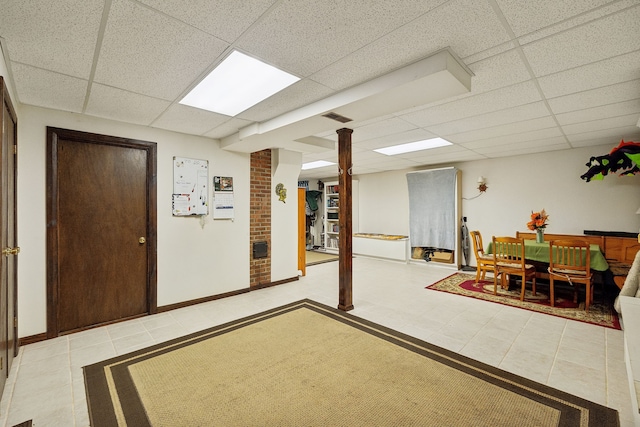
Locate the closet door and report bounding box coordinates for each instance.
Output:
[0,77,18,392]
[47,128,157,336]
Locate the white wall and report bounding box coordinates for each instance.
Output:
[271,149,302,281]
[16,105,252,337]
[355,170,410,236]
[456,147,640,241]
[351,147,640,264]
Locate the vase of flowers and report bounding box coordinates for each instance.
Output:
[527,209,549,243]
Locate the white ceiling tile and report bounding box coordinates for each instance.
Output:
[537,50,640,99]
[400,81,542,127]
[11,63,87,113]
[302,150,338,164]
[354,129,438,151]
[350,118,418,143]
[309,0,509,91]
[474,136,569,154]
[136,0,278,43]
[429,102,550,136]
[495,0,612,37]
[410,150,487,165]
[0,0,103,79]
[465,49,532,94]
[94,0,229,100]
[301,164,338,177]
[403,0,511,59]
[4,0,640,179]
[461,41,516,64]
[85,84,171,125]
[569,131,640,148]
[398,143,470,159]
[358,157,421,171]
[151,104,231,136]
[548,79,640,114]
[236,79,334,122]
[566,125,640,144]
[555,100,640,126]
[458,124,563,149]
[522,6,640,76]
[237,0,449,78]
[517,0,637,45]
[204,118,253,139]
[491,144,572,159]
[352,150,388,164]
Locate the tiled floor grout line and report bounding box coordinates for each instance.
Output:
[546,321,569,385]
[2,258,634,425]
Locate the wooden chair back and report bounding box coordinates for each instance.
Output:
[547,239,592,310]
[492,236,536,300]
[492,236,526,268]
[470,231,485,258]
[548,239,591,274]
[470,230,494,282]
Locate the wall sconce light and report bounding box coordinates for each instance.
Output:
[477,176,488,193]
[463,176,488,200]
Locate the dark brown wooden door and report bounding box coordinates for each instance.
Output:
[47,128,157,336]
[0,77,18,391]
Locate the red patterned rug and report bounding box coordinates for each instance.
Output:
[426,273,620,329]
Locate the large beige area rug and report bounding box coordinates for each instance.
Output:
[84,300,618,426]
[305,250,339,265]
[427,273,620,330]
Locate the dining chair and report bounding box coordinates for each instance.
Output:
[470,231,495,283]
[492,236,537,301]
[547,239,592,310]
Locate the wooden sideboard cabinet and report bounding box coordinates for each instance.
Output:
[516,231,640,289]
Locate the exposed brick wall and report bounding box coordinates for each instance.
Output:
[249,150,271,287]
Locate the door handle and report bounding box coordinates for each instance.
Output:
[139,237,146,244]
[2,247,20,256]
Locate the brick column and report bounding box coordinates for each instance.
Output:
[250,150,271,287]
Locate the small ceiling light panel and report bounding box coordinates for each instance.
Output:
[301,160,336,170]
[374,137,452,155]
[180,50,300,117]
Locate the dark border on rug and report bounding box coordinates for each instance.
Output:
[84,299,619,427]
[426,272,621,330]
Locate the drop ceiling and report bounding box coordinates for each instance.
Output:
[1,0,639,180]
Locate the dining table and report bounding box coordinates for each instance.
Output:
[486,240,609,272]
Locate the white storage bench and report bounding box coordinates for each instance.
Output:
[353,233,409,262]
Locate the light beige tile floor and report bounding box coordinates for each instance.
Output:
[0,257,635,426]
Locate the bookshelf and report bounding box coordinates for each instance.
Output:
[322,180,359,253]
[323,182,340,252]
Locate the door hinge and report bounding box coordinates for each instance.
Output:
[13,144,17,155]
[14,317,17,328]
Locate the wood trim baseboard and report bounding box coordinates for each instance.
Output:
[18,276,300,346]
[19,332,47,347]
[157,276,299,313]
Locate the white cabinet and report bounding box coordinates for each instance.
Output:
[322,180,358,253]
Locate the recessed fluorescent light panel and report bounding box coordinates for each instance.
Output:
[301,160,335,170]
[374,137,452,155]
[179,51,300,117]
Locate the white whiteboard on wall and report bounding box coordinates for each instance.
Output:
[173,156,208,216]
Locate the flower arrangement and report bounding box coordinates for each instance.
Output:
[527,209,549,230]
